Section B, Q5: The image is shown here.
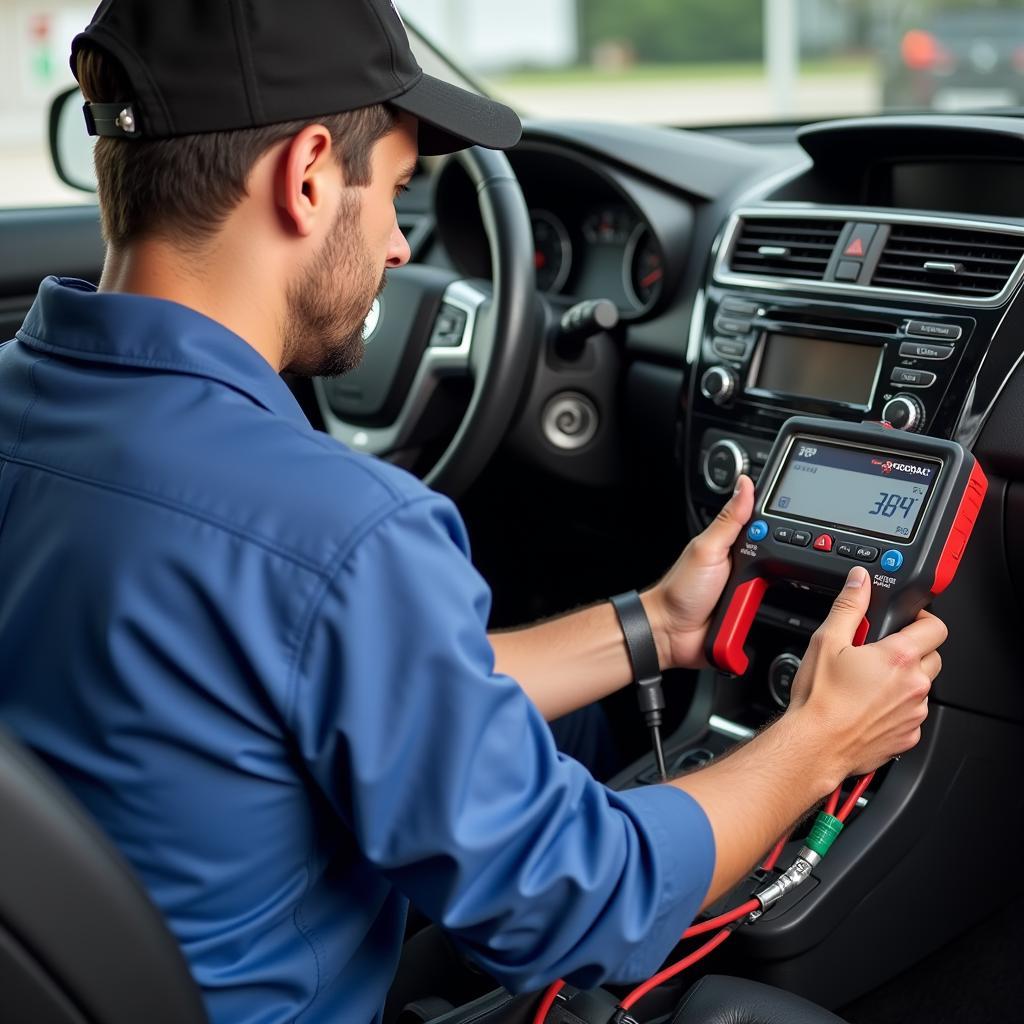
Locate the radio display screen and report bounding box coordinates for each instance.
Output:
[753,334,881,407]
[766,438,942,543]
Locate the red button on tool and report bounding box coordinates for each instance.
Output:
[813,534,834,552]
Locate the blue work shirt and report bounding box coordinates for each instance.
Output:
[0,277,715,1024]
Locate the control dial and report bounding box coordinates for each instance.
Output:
[700,365,738,406]
[882,393,926,433]
[768,653,802,708]
[703,439,750,494]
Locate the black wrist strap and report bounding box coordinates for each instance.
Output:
[609,591,665,717]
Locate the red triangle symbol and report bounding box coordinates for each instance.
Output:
[844,238,864,257]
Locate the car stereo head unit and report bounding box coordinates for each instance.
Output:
[705,416,987,676]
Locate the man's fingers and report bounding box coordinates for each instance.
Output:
[695,475,755,560]
[879,613,948,661]
[921,650,942,681]
[819,566,872,644]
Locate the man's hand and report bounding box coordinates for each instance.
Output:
[787,563,945,781]
[642,475,754,671]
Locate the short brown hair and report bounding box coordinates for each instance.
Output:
[76,47,397,249]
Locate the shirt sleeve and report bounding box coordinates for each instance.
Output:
[287,494,716,992]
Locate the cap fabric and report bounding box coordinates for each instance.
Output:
[70,0,522,155]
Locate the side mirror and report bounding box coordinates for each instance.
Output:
[49,86,97,194]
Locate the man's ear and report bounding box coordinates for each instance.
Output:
[276,124,338,238]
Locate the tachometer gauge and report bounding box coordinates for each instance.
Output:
[530,210,573,293]
[624,224,664,309]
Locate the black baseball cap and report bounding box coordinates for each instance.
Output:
[70,0,522,156]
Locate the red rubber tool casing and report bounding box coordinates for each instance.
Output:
[706,416,988,676]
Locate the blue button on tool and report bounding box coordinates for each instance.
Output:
[880,549,904,572]
[747,519,769,542]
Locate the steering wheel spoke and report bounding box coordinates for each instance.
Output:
[315,279,486,458]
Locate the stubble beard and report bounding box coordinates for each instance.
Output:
[281,193,386,378]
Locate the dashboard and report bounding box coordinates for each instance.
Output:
[366,109,1024,1016]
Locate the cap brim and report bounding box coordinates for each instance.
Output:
[391,73,522,156]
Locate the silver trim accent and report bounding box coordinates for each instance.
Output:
[702,438,748,494]
[314,279,485,456]
[714,206,1024,308]
[709,715,756,741]
[923,261,961,274]
[541,392,599,450]
[881,395,925,433]
[700,364,738,405]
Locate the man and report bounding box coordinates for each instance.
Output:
[0,2,944,1022]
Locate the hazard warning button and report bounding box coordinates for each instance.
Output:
[843,223,877,259]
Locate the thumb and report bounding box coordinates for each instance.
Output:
[820,566,871,644]
[694,475,755,563]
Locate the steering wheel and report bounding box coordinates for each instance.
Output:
[313,147,538,498]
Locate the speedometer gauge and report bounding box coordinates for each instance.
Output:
[624,225,664,310]
[530,210,572,293]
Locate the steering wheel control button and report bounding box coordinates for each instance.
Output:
[890,367,937,388]
[746,520,769,542]
[430,304,468,347]
[899,341,955,360]
[813,533,834,552]
[712,337,749,359]
[880,549,904,572]
[835,541,856,558]
[882,394,925,433]
[700,365,738,406]
[773,527,793,544]
[855,545,879,562]
[541,392,599,451]
[906,320,962,342]
[768,653,802,709]
[703,439,749,494]
[790,530,812,547]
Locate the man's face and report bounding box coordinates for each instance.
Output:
[282,114,417,377]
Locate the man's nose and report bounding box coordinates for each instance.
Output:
[386,223,411,269]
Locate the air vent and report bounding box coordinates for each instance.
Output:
[872,224,1024,298]
[729,218,843,280]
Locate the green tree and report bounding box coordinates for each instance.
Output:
[582,0,764,64]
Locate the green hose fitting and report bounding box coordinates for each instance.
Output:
[805,812,844,858]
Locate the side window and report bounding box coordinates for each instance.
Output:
[0,5,95,209]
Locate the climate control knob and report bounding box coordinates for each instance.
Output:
[882,393,926,433]
[700,365,738,406]
[703,439,750,494]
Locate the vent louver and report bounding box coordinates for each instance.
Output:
[872,224,1024,298]
[729,218,843,280]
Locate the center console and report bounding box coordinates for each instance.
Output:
[617,198,1024,1010]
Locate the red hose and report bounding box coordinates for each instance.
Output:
[837,772,873,822]
[531,979,563,1024]
[619,927,733,1011]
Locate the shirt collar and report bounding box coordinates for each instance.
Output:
[16,277,310,430]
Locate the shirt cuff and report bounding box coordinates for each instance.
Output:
[607,783,716,983]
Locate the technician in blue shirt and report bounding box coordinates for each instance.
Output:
[0,2,946,1023]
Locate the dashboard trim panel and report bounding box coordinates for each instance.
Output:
[714,206,1024,308]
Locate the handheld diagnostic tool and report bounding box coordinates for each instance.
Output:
[706,416,988,675]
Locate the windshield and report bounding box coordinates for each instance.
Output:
[399,0,1024,126]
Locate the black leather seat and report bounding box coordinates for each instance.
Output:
[670,976,847,1024]
[0,727,207,1024]
[0,726,846,1024]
